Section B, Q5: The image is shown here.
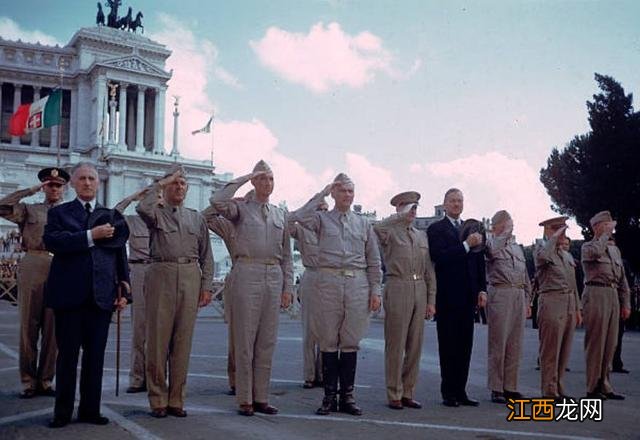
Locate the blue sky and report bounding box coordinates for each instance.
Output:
[2,0,639,242]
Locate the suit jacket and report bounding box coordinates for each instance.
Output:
[44,199,131,311]
[427,217,486,312]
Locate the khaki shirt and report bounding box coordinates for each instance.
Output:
[373,213,436,305]
[581,235,631,309]
[534,235,580,310]
[115,198,151,261]
[213,184,294,294]
[202,205,237,255]
[136,183,214,289]
[486,234,532,303]
[288,197,321,268]
[293,192,382,296]
[0,187,58,251]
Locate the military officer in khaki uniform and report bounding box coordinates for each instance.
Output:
[288,196,328,389]
[0,167,69,398]
[115,188,155,393]
[202,188,253,396]
[373,191,436,410]
[136,166,214,418]
[294,173,382,416]
[581,211,631,400]
[211,160,293,417]
[534,216,582,399]
[483,210,532,403]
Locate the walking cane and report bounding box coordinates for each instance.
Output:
[116,283,122,396]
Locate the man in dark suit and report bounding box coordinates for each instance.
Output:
[427,188,486,407]
[43,162,131,428]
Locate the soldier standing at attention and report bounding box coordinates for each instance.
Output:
[373,191,436,410]
[535,216,581,400]
[0,168,69,399]
[581,211,630,400]
[211,160,293,417]
[136,166,214,418]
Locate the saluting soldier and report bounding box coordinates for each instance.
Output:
[581,211,631,400]
[115,187,155,394]
[294,173,382,417]
[202,186,254,396]
[484,210,532,403]
[288,195,328,389]
[373,191,436,410]
[136,166,214,418]
[0,167,69,398]
[534,216,582,400]
[211,160,293,417]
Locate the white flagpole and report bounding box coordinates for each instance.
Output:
[210,112,215,181]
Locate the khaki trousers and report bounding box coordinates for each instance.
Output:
[537,292,576,397]
[128,263,149,388]
[383,278,426,401]
[486,286,525,392]
[17,253,56,390]
[230,262,282,405]
[313,271,370,353]
[223,275,236,389]
[300,270,322,382]
[582,286,619,394]
[145,262,201,409]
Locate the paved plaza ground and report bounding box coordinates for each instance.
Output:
[0,300,638,440]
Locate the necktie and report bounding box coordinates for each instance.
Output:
[455,219,461,231]
[261,204,269,220]
[84,202,92,215]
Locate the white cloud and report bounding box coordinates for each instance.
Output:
[345,152,399,211]
[0,17,61,46]
[250,22,418,93]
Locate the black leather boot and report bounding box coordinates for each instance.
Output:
[316,351,339,415]
[338,351,362,416]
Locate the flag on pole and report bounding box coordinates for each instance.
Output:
[8,89,62,136]
[191,116,213,135]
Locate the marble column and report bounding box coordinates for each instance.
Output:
[69,88,77,149]
[31,87,41,147]
[171,98,179,156]
[11,84,22,145]
[135,85,146,152]
[153,87,166,154]
[94,76,107,146]
[108,94,117,144]
[0,82,3,141]
[118,82,128,149]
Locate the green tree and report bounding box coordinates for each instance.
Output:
[540,73,640,272]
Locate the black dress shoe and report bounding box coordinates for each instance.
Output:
[167,406,187,417]
[604,392,625,400]
[458,396,479,406]
[253,402,279,414]
[586,391,607,400]
[238,404,254,416]
[227,386,236,396]
[401,397,422,409]
[37,387,56,397]
[503,390,524,400]
[442,398,459,407]
[150,408,168,418]
[612,367,630,374]
[388,400,403,410]
[77,415,109,425]
[19,388,37,399]
[126,385,147,393]
[48,417,70,428]
[491,391,507,403]
[303,380,315,389]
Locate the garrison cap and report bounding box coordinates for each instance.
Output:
[38,167,70,184]
[252,160,272,174]
[538,216,569,228]
[491,210,511,226]
[162,164,186,179]
[333,173,354,186]
[590,210,613,227]
[390,191,420,207]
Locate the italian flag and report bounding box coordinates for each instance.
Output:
[8,89,61,136]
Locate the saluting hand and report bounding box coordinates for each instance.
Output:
[91,223,115,240]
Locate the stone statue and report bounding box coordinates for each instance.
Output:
[106,0,122,28]
[117,7,133,30]
[108,82,119,99]
[96,2,105,26]
[129,11,144,34]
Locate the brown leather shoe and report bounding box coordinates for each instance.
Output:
[126,385,147,394]
[37,387,56,397]
[150,407,168,418]
[19,388,37,399]
[238,403,254,416]
[253,402,279,415]
[167,407,187,417]
[401,397,422,409]
[388,400,403,410]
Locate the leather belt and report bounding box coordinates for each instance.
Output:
[491,283,526,289]
[26,250,53,257]
[152,257,198,264]
[388,273,423,281]
[235,257,279,265]
[129,259,153,264]
[318,268,365,278]
[539,288,572,295]
[585,281,617,289]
